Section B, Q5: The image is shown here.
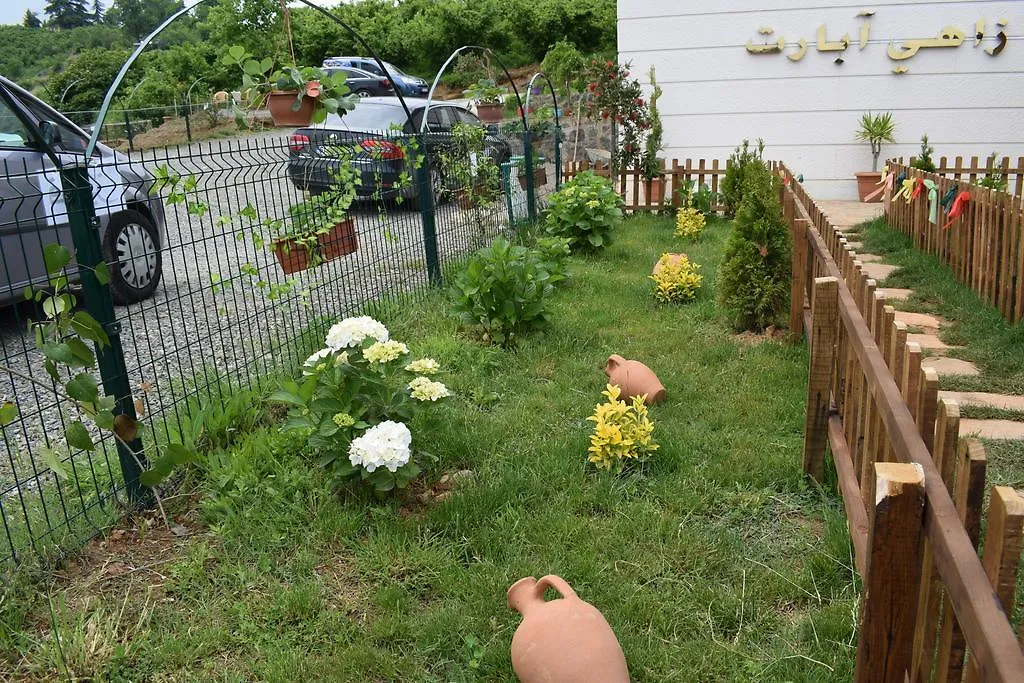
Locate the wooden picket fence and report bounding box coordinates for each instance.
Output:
[884,162,1024,324]
[561,159,729,212]
[890,155,1024,197]
[782,164,1024,682]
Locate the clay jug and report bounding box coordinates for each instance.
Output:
[507,575,630,683]
[605,355,666,404]
[651,253,688,276]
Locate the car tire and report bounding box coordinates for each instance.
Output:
[102,210,162,305]
[356,89,372,98]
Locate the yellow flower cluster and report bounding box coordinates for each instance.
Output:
[332,412,355,428]
[674,207,706,240]
[404,358,440,374]
[586,384,659,472]
[363,340,409,364]
[651,254,702,303]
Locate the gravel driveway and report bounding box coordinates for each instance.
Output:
[0,128,526,499]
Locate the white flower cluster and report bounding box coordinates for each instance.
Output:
[408,376,451,402]
[404,358,440,375]
[326,316,389,351]
[303,348,333,375]
[363,340,409,364]
[348,420,412,472]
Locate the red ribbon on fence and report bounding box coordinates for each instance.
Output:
[910,177,924,201]
[942,191,971,230]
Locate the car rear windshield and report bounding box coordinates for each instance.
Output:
[319,104,412,132]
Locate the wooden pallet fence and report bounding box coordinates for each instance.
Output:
[560,159,729,213]
[781,164,1024,682]
[891,155,1024,197]
[883,162,1024,324]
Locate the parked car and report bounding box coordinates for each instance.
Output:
[287,97,512,204]
[0,75,165,306]
[322,57,429,97]
[325,66,395,98]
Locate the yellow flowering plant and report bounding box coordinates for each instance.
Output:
[674,206,706,241]
[651,254,702,303]
[587,384,659,472]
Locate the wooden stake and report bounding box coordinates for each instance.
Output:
[803,277,839,482]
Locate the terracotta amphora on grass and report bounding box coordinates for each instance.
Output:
[507,575,630,683]
[605,354,666,404]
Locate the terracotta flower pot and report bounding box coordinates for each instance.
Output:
[271,237,314,274]
[507,575,630,683]
[475,102,503,123]
[652,253,688,276]
[456,188,475,210]
[605,354,666,404]
[644,177,666,204]
[518,167,548,191]
[319,219,358,261]
[267,91,317,127]
[855,171,883,203]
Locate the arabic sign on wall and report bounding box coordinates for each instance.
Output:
[746,10,1008,72]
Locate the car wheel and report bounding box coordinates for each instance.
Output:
[356,89,372,98]
[102,210,162,305]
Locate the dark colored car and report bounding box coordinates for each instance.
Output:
[287,97,511,204]
[326,67,394,98]
[322,57,430,98]
[0,75,165,306]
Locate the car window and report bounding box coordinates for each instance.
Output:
[454,108,480,126]
[15,93,87,153]
[425,108,450,131]
[359,61,384,76]
[0,97,34,149]
[341,68,364,79]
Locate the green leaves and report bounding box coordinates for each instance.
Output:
[0,401,18,426]
[139,443,198,487]
[65,373,99,403]
[43,243,70,275]
[65,420,94,451]
[544,171,622,252]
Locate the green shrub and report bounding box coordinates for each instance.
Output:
[544,171,623,251]
[721,138,764,218]
[651,253,702,303]
[717,161,792,330]
[449,238,565,346]
[674,207,706,241]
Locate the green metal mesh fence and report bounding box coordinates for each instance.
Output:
[0,122,555,567]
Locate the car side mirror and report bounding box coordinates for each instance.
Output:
[484,124,499,136]
[38,120,62,147]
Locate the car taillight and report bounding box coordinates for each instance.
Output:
[360,139,404,160]
[288,133,310,152]
[380,79,392,89]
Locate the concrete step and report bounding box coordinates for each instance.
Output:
[878,288,913,301]
[894,311,944,331]
[939,391,1024,412]
[861,262,900,280]
[907,333,957,351]
[856,253,885,263]
[921,357,981,377]
[960,419,1024,440]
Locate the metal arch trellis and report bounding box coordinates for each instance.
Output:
[420,45,528,134]
[84,0,419,159]
[524,71,562,190]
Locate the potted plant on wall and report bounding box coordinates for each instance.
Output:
[464,78,508,124]
[442,123,500,210]
[516,155,548,191]
[854,111,895,202]
[223,45,359,127]
[640,66,665,203]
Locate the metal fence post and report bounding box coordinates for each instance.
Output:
[554,125,562,190]
[415,134,442,285]
[59,162,148,503]
[184,108,192,143]
[123,110,134,152]
[523,129,537,222]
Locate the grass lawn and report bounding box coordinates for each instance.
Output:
[2,215,858,681]
[855,217,1024,491]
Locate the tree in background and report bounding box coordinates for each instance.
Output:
[23,10,43,28]
[205,0,284,58]
[45,0,93,29]
[48,47,133,112]
[91,0,104,23]
[105,0,184,42]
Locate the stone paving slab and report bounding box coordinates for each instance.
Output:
[861,262,899,280]
[960,419,1024,440]
[816,200,884,228]
[856,253,884,263]
[894,311,944,330]
[939,391,1024,412]
[922,356,981,376]
[877,288,913,301]
[847,241,864,250]
[907,333,956,351]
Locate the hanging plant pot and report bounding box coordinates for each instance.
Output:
[319,219,358,261]
[475,103,503,123]
[643,177,666,204]
[267,91,317,127]
[518,167,548,191]
[272,237,314,274]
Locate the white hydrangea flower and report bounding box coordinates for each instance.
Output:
[362,340,409,364]
[408,376,451,402]
[404,358,440,374]
[303,347,333,375]
[325,316,389,351]
[348,420,412,473]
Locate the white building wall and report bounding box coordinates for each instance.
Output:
[618,0,1024,199]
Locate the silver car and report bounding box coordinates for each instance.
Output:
[0,75,165,306]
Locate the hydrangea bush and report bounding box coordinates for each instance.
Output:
[544,171,623,251]
[587,384,659,472]
[272,316,450,493]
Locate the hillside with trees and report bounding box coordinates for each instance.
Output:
[1,0,615,113]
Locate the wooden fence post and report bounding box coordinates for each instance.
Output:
[803,277,839,481]
[790,214,808,341]
[855,462,926,683]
